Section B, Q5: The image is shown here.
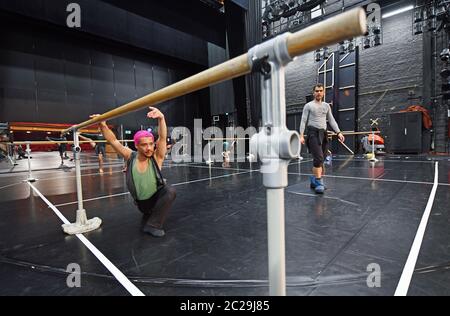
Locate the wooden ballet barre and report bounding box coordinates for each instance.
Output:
[9,126,99,133]
[328,131,381,136]
[302,131,380,137]
[62,8,366,134]
[6,140,133,145]
[204,138,251,141]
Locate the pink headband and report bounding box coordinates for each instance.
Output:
[134,130,154,146]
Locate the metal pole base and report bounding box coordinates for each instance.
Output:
[205,159,213,165]
[247,154,256,162]
[24,178,37,183]
[62,209,102,235]
[369,157,379,162]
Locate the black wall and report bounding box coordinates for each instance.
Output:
[0,11,210,132]
[358,9,422,139]
[0,0,208,66]
[101,0,227,49]
[208,43,235,117]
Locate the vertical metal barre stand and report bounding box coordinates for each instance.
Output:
[62,131,102,235]
[249,33,301,296]
[206,140,213,165]
[369,118,379,162]
[25,142,36,182]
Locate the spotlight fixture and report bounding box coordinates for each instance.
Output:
[315,49,321,62]
[372,25,381,34]
[347,41,355,52]
[414,22,423,35]
[363,37,371,49]
[440,48,450,61]
[373,34,381,46]
[322,47,329,59]
[264,3,283,23]
[281,0,298,18]
[338,41,346,55]
[271,4,283,21]
[414,9,423,22]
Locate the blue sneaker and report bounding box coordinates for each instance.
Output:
[309,176,326,194]
[142,226,166,237]
[310,176,317,189]
[310,176,326,190]
[314,180,325,194]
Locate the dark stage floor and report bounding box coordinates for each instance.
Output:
[0,152,449,296]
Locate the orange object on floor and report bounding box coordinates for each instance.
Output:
[368,134,385,145]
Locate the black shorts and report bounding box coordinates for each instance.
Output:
[58,144,67,156]
[95,145,106,156]
[136,185,176,229]
[306,127,328,168]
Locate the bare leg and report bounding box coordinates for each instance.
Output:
[313,166,322,179]
[98,153,104,173]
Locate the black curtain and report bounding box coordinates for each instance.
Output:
[245,0,262,128]
[224,0,249,128]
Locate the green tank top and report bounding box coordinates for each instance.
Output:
[132,159,158,201]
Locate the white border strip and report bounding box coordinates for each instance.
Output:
[38,170,124,182]
[27,182,145,297]
[287,172,449,186]
[394,162,439,296]
[54,192,130,207]
[172,170,252,186]
[330,158,436,164]
[0,182,24,190]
